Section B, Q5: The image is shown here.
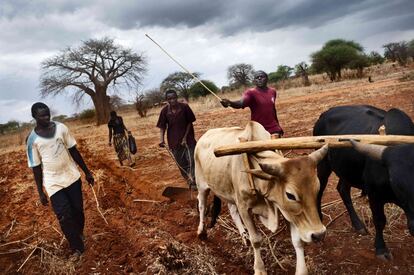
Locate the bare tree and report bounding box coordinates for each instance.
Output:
[383,42,409,66]
[145,88,164,106]
[227,63,254,88]
[109,95,125,110]
[294,62,311,86]
[160,72,200,101]
[134,94,150,118]
[40,37,147,125]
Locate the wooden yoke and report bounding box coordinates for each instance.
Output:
[215,135,414,157]
[239,137,257,195]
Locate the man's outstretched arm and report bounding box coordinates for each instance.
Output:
[220,98,243,109]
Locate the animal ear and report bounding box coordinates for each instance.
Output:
[239,121,271,142]
[309,144,329,164]
[244,169,276,180]
[350,140,386,161]
[259,161,284,177]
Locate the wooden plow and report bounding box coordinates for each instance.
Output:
[214,135,414,157]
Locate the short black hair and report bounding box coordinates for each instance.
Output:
[165,89,177,99]
[31,102,50,118]
[110,111,117,117]
[254,70,268,79]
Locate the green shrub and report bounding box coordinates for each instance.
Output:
[0,120,20,135]
[78,109,96,120]
[52,115,68,122]
[189,80,219,98]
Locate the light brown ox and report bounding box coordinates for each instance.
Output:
[195,121,328,275]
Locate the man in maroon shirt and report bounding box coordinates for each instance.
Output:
[157,89,197,190]
[221,70,284,137]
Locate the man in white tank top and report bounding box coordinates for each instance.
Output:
[26,102,94,257]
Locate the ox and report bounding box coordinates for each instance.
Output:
[195,121,328,275]
[313,105,414,260]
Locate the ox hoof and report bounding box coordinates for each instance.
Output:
[197,231,207,240]
[376,249,393,261]
[355,227,368,235]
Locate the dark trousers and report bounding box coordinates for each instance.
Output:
[50,179,85,252]
[171,143,196,184]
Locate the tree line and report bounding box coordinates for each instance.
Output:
[34,37,413,125]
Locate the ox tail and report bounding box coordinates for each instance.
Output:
[208,196,222,228]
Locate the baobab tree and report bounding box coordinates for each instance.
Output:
[40,37,147,125]
[227,63,254,88]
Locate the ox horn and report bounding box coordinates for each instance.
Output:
[259,161,284,177]
[350,140,386,161]
[244,169,276,180]
[309,144,329,164]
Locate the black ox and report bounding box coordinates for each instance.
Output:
[313,105,414,260]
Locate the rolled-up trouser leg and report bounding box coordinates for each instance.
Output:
[172,145,190,181]
[172,144,196,187]
[50,180,85,252]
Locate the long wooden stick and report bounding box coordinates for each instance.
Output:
[214,134,414,157]
[133,199,161,203]
[91,186,108,225]
[4,219,16,238]
[326,210,348,228]
[0,227,50,248]
[145,34,222,101]
[17,246,37,272]
[259,227,287,271]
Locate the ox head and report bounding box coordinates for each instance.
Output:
[248,145,329,243]
[351,140,414,236]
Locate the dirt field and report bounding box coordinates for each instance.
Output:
[1,64,414,274]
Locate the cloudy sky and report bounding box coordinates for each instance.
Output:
[0,0,413,123]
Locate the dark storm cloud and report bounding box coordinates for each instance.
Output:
[360,1,414,32]
[96,0,223,29]
[96,0,413,34]
[0,0,86,18]
[2,0,411,36]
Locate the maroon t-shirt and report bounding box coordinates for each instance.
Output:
[156,102,197,149]
[242,87,283,134]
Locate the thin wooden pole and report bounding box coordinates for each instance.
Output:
[91,186,108,225]
[145,34,222,101]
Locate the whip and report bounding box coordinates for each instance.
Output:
[145,34,222,101]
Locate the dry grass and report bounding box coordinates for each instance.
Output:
[354,200,407,239]
[399,71,414,82]
[216,213,296,273]
[37,246,77,275]
[0,227,77,275]
[145,236,220,275]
